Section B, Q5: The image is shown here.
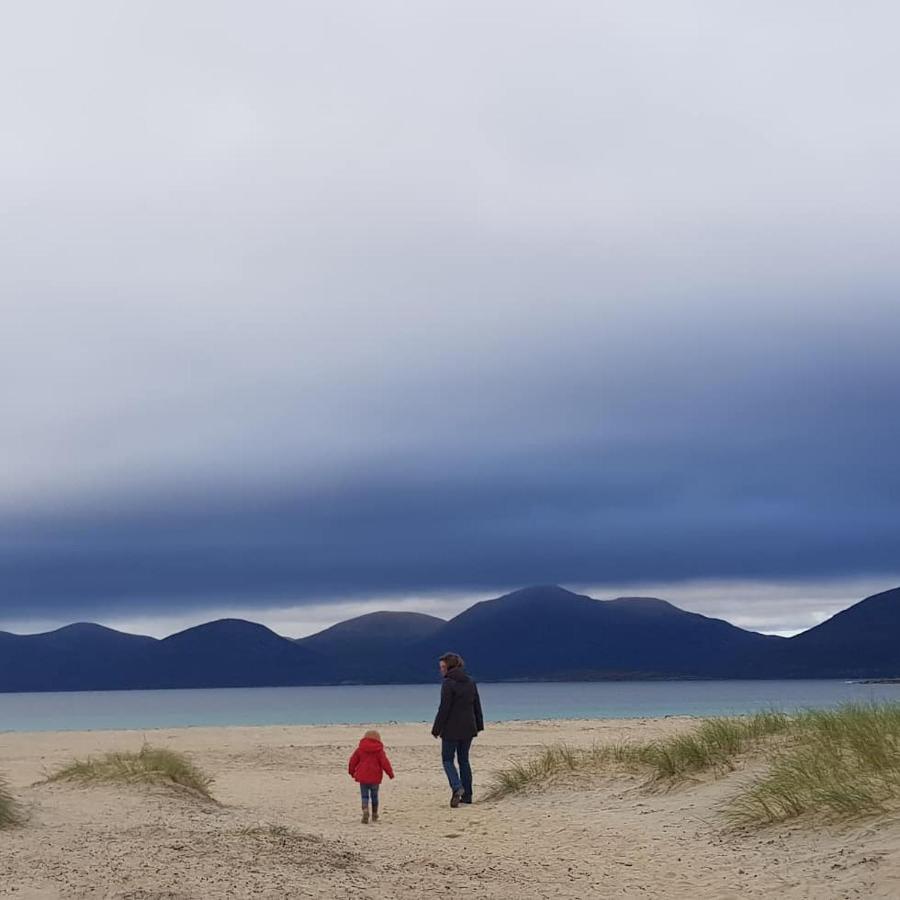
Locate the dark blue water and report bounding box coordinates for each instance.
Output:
[1,680,899,732]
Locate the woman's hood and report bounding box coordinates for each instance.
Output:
[446,667,469,683]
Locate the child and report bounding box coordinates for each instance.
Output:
[348,729,395,823]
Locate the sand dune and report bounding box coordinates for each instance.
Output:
[1,718,899,898]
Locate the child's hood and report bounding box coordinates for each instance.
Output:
[358,737,384,753]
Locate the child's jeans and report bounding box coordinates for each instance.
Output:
[359,783,380,807]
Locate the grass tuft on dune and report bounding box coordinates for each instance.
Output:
[487,742,645,798]
[0,775,22,829]
[44,744,215,800]
[641,710,791,779]
[488,704,900,826]
[728,703,900,825]
[487,709,789,800]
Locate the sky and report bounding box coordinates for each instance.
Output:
[2,2,900,638]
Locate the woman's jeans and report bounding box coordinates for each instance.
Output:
[442,737,473,796]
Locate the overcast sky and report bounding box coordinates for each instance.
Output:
[2,2,899,637]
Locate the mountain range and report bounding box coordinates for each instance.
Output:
[2,585,899,692]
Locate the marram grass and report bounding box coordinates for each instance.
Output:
[487,704,900,826]
[0,775,22,829]
[44,744,215,800]
[486,742,645,798]
[727,703,900,826]
[641,710,791,779]
[486,709,790,800]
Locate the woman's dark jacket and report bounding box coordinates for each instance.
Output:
[431,667,485,740]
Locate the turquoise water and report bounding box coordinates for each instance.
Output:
[1,680,899,732]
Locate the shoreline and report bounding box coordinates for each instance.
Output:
[0,713,699,737]
[3,679,898,736]
[0,674,894,695]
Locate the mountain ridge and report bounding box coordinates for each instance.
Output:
[1,585,898,691]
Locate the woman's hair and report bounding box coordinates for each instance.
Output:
[439,652,465,670]
[364,729,381,741]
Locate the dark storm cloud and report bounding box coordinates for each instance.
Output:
[2,2,900,622]
[4,334,900,620]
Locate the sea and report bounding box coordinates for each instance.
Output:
[2,679,900,732]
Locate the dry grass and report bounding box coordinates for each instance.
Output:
[489,704,900,826]
[642,710,791,779]
[486,709,790,800]
[0,774,22,829]
[728,703,900,825]
[486,742,644,798]
[44,744,215,801]
[487,704,900,826]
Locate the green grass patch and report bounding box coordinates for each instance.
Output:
[44,744,215,801]
[0,775,22,829]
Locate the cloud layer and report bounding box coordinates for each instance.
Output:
[2,2,899,625]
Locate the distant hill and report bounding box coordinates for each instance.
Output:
[297,611,445,682]
[1,585,899,691]
[152,619,319,689]
[298,611,445,653]
[0,623,158,692]
[758,587,900,679]
[0,619,316,691]
[410,585,783,681]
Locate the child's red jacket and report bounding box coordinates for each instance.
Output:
[348,736,395,785]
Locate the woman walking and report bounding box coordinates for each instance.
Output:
[431,652,484,807]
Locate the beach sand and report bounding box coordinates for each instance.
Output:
[1,717,899,898]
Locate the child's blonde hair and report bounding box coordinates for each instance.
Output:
[364,729,381,741]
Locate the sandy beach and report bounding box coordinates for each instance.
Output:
[1,717,899,899]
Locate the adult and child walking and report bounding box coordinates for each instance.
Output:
[348,652,484,822]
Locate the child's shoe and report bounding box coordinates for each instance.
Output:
[361,809,369,824]
[371,808,379,823]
